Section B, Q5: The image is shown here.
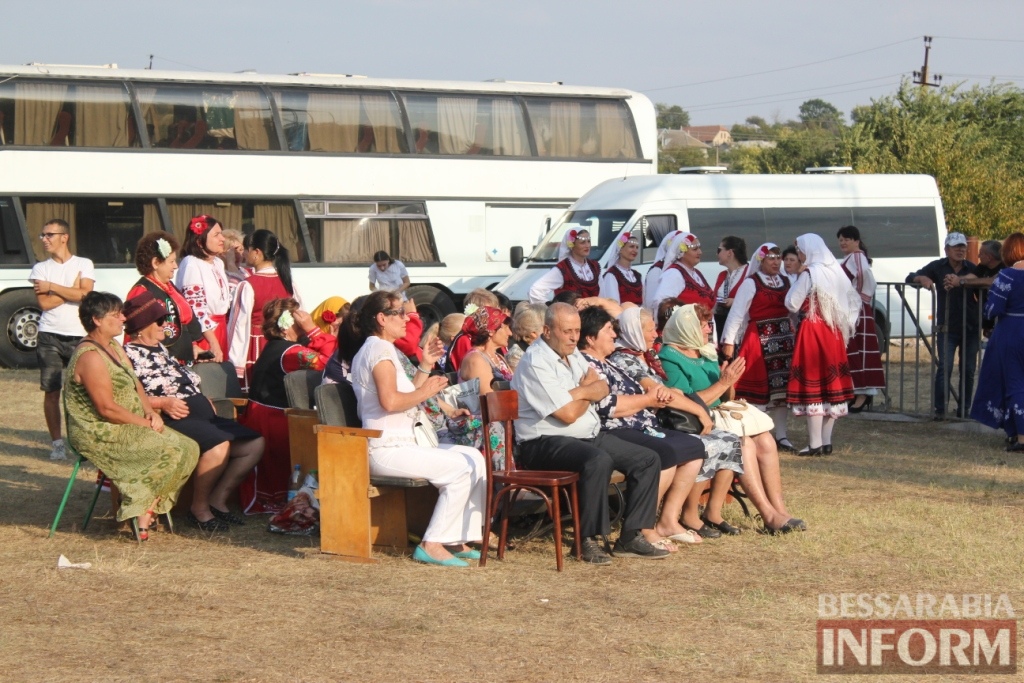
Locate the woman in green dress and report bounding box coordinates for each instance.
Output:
[64,292,199,539]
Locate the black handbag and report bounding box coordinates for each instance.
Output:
[656,393,711,435]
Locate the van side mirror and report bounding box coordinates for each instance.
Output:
[510,246,524,269]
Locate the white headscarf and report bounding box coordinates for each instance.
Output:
[616,306,648,352]
[663,304,718,361]
[662,231,699,270]
[557,227,590,261]
[606,230,638,268]
[747,242,780,280]
[652,230,680,265]
[795,233,861,342]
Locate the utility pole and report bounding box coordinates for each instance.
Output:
[913,36,942,88]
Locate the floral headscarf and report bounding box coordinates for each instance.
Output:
[557,227,590,261]
[747,242,780,279]
[462,306,510,338]
[662,304,718,361]
[663,232,699,270]
[311,296,348,334]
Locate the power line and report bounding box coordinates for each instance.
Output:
[685,81,904,115]
[641,36,919,93]
[148,55,212,72]
[932,35,1024,44]
[678,73,905,112]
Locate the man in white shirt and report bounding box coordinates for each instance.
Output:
[29,219,95,460]
[368,250,410,301]
[511,303,666,564]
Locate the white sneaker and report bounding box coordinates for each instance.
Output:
[49,439,67,461]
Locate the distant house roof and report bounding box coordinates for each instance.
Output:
[658,128,709,149]
[683,125,733,146]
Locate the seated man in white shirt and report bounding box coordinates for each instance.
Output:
[511,303,666,564]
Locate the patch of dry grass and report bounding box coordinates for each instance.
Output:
[1,368,1022,682]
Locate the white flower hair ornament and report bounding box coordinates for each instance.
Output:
[156,238,172,259]
[277,310,295,331]
[464,303,479,316]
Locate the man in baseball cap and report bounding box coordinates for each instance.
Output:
[906,231,979,419]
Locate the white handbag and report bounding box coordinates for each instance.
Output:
[412,407,440,449]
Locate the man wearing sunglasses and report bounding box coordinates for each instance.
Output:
[28,219,95,460]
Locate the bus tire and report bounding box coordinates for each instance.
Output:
[408,285,457,336]
[0,289,42,369]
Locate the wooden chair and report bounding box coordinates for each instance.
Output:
[284,368,322,410]
[480,389,582,571]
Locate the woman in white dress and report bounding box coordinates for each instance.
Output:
[368,250,410,300]
[351,290,487,567]
[174,215,233,362]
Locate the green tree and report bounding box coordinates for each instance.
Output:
[657,146,709,174]
[656,103,690,129]
[798,98,844,133]
[839,81,1024,238]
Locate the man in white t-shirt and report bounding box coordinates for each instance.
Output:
[28,219,95,460]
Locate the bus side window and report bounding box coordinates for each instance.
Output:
[0,198,29,263]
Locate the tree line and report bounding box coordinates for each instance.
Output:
[657,81,1024,239]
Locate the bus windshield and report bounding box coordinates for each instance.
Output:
[528,209,635,262]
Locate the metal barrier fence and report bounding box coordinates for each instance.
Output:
[875,281,987,419]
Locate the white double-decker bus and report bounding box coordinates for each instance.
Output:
[0,63,656,367]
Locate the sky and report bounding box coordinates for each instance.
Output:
[2,0,1023,127]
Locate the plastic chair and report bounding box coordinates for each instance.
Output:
[480,390,582,571]
[284,369,322,410]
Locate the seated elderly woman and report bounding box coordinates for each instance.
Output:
[504,303,546,373]
[579,306,744,547]
[657,303,805,534]
[238,298,336,514]
[63,292,199,540]
[122,292,265,531]
[351,290,487,567]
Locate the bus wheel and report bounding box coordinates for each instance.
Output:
[0,289,41,369]
[408,285,457,337]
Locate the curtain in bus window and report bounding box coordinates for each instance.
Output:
[14,83,68,146]
[397,220,435,263]
[491,99,525,156]
[166,203,243,244]
[307,93,359,152]
[254,203,304,262]
[321,218,389,263]
[549,101,581,157]
[361,95,402,153]
[596,101,636,159]
[75,87,131,148]
[135,88,174,146]
[25,202,76,261]
[143,204,163,234]
[233,90,274,150]
[437,97,477,155]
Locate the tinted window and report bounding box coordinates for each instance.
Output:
[764,207,854,253]
[402,93,528,156]
[23,197,160,264]
[852,206,940,257]
[0,197,28,263]
[274,89,406,153]
[524,98,640,159]
[687,208,766,262]
[529,209,634,262]
[0,79,140,148]
[136,85,279,150]
[302,200,437,264]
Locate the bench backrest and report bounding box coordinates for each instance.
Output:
[193,361,244,400]
[284,369,322,410]
[315,381,362,428]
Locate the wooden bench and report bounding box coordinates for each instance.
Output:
[284,383,437,563]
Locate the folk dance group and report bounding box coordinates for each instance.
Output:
[529,225,886,456]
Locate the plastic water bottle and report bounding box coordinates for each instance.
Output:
[287,464,302,501]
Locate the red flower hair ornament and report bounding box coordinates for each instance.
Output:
[189,215,212,235]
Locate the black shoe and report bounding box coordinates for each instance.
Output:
[1007,442,1024,453]
[701,516,741,535]
[683,522,722,539]
[580,537,612,565]
[797,446,824,457]
[187,512,229,532]
[822,444,833,455]
[784,518,808,531]
[775,437,797,453]
[848,396,872,413]
[210,506,246,525]
[612,532,670,559]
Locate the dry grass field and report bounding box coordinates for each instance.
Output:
[1,368,1022,682]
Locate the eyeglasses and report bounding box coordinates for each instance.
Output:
[381,308,408,318]
[39,232,67,240]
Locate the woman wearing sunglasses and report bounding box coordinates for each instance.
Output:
[123,292,265,531]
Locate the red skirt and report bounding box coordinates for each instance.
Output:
[240,325,266,394]
[237,401,291,514]
[846,301,886,391]
[787,317,854,410]
[735,316,795,407]
[210,313,229,359]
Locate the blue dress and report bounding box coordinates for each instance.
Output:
[970,268,1024,436]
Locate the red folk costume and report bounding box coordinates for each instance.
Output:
[238,330,336,514]
[733,275,795,406]
[126,276,207,363]
[841,252,886,391]
[667,263,716,310]
[602,265,644,305]
[787,292,854,411]
[228,271,292,393]
[553,257,601,298]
